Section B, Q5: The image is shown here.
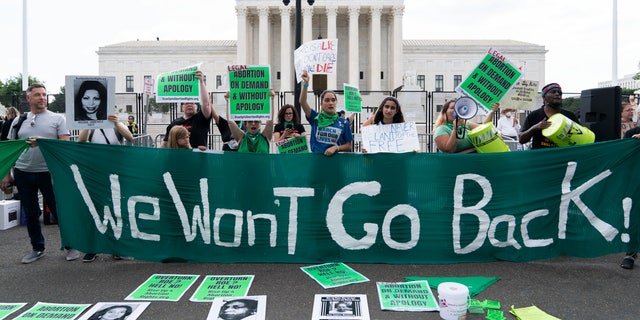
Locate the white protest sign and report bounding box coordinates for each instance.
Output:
[361,122,419,153]
[294,38,338,83]
[499,79,539,110]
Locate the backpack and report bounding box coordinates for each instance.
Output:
[11,113,28,140]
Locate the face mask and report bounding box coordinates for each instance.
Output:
[506,112,512,117]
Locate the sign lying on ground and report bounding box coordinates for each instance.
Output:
[25,139,640,264]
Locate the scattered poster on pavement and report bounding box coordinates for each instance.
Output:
[207,295,267,320]
[156,64,201,103]
[311,294,370,320]
[190,275,255,302]
[125,274,200,301]
[77,302,150,320]
[0,303,26,320]
[376,280,439,312]
[343,84,362,113]
[301,262,369,289]
[228,65,272,121]
[12,302,90,320]
[64,75,116,130]
[276,136,309,154]
[360,122,419,153]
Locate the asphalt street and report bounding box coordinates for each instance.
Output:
[0,223,638,320]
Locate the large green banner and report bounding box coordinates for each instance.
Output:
[34,139,640,264]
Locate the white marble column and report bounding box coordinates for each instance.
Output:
[302,7,313,45]
[326,5,338,90]
[258,6,270,65]
[235,6,248,64]
[280,6,292,92]
[348,6,360,87]
[369,6,382,91]
[391,5,404,90]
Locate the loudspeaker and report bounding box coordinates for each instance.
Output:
[579,86,621,142]
[453,97,479,119]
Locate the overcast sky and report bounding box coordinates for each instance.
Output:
[0,0,638,94]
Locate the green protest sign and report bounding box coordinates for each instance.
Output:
[377,281,439,311]
[13,302,90,320]
[156,64,201,103]
[301,263,369,289]
[34,139,640,264]
[343,83,361,112]
[276,136,309,154]
[0,303,26,319]
[190,275,254,302]
[457,48,522,111]
[126,274,199,301]
[228,65,271,121]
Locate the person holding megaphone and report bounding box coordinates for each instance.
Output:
[433,99,497,153]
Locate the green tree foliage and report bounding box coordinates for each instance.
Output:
[0,74,44,108]
[562,96,580,115]
[47,86,66,113]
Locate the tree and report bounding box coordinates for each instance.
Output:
[47,86,66,113]
[0,74,45,109]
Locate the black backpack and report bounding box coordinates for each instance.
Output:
[11,113,28,140]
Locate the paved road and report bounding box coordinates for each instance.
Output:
[0,224,637,320]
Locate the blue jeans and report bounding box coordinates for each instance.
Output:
[13,169,59,252]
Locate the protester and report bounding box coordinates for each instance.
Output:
[74,80,108,121]
[620,126,640,269]
[227,90,275,153]
[125,115,138,135]
[362,96,405,126]
[167,125,192,149]
[620,103,637,138]
[160,70,212,150]
[0,84,81,263]
[299,70,353,156]
[0,107,19,140]
[273,104,306,142]
[518,83,580,149]
[433,99,496,153]
[495,108,520,140]
[78,114,133,262]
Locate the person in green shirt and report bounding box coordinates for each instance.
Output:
[227,89,275,154]
[433,99,496,153]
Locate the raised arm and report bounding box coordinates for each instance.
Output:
[263,89,276,141]
[196,70,212,120]
[110,114,134,142]
[299,70,312,119]
[225,91,245,143]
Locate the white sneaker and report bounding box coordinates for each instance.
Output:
[65,249,82,261]
[22,251,45,264]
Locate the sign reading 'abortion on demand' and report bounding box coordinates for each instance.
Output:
[457,48,522,112]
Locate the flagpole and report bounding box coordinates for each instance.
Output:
[612,0,618,86]
[22,0,28,91]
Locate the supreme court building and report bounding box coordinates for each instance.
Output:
[97,0,546,95]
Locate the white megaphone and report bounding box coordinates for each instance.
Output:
[453,97,479,119]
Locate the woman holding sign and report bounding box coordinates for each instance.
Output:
[227,90,275,153]
[362,96,405,127]
[433,99,496,153]
[273,104,306,142]
[299,70,353,156]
